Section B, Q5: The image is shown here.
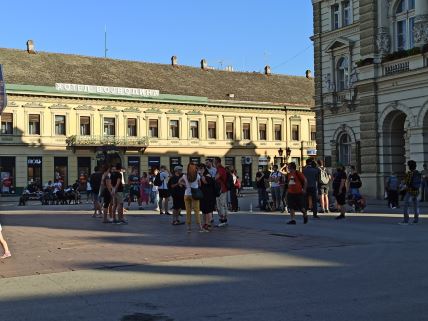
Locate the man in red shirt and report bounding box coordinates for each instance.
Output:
[214,157,228,226]
[286,162,308,225]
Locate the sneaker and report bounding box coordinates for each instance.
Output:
[166,212,173,216]
[159,212,164,215]
[392,206,397,209]
[335,214,345,220]
[398,221,409,225]
[138,206,144,210]
[286,220,296,225]
[325,209,330,213]
[218,222,228,227]
[318,209,325,214]
[202,224,210,232]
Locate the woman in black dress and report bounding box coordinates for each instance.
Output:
[198,164,216,231]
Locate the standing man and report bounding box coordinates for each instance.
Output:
[401,160,421,225]
[285,162,308,224]
[168,166,185,225]
[303,159,321,218]
[256,167,268,210]
[317,160,330,213]
[110,163,126,224]
[269,165,282,211]
[420,163,428,202]
[89,166,103,218]
[214,157,228,226]
[127,167,142,210]
[158,165,171,215]
[332,165,347,220]
[206,159,217,178]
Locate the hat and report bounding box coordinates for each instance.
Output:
[174,165,183,171]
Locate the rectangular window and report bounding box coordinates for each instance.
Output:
[226,122,234,139]
[54,157,68,186]
[170,120,179,138]
[127,118,137,137]
[397,20,406,51]
[208,121,217,139]
[27,156,42,187]
[104,117,116,136]
[1,113,13,135]
[259,123,267,140]
[342,1,351,26]
[55,115,66,135]
[243,123,251,140]
[274,124,282,141]
[409,17,415,49]
[332,4,340,30]
[149,119,158,138]
[310,125,316,141]
[292,124,300,141]
[190,120,199,139]
[79,116,91,136]
[29,114,40,135]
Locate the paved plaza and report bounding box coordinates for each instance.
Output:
[0,194,427,321]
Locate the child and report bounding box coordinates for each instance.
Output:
[0,223,11,259]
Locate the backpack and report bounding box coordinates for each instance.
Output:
[319,168,330,185]
[410,170,422,189]
[226,173,234,191]
[153,173,162,187]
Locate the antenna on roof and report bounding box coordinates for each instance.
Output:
[104,25,108,58]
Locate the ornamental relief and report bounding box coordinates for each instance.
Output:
[49,104,70,109]
[74,105,95,111]
[98,106,118,112]
[23,102,44,108]
[414,21,428,43]
[377,29,391,56]
[122,107,141,113]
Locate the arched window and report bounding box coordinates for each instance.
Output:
[394,0,415,51]
[338,133,352,166]
[337,57,349,92]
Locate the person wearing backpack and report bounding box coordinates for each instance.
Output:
[400,160,421,225]
[386,172,399,209]
[317,159,331,213]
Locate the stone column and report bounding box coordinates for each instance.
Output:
[409,127,425,169]
[415,0,428,47]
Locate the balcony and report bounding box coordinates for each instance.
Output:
[66,135,148,152]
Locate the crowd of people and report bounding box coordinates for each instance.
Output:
[85,157,240,232]
[1,156,426,260]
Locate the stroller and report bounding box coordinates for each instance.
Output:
[347,191,366,212]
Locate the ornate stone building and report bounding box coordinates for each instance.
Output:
[312,0,428,197]
[0,44,315,192]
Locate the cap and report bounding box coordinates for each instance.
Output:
[174,166,183,171]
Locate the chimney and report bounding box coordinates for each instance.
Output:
[201,59,208,70]
[26,40,36,54]
[171,56,178,67]
[305,69,312,79]
[264,65,271,75]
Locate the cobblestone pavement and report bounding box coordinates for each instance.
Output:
[0,195,427,321]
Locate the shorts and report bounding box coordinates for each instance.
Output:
[113,192,124,205]
[334,191,346,206]
[103,191,112,208]
[319,185,329,195]
[159,189,170,198]
[172,195,185,210]
[287,193,305,211]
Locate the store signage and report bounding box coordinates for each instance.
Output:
[258,156,268,166]
[0,64,7,114]
[307,149,317,156]
[28,157,42,165]
[55,83,160,97]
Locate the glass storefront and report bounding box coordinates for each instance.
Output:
[225,157,235,169]
[169,157,181,172]
[148,156,160,174]
[0,156,15,193]
[28,157,42,187]
[54,157,68,186]
[127,156,140,176]
[190,157,200,165]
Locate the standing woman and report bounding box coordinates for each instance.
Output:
[100,164,113,223]
[140,172,150,206]
[333,165,347,219]
[199,164,216,231]
[0,223,11,259]
[179,163,203,232]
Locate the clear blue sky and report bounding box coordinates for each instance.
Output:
[1,1,314,76]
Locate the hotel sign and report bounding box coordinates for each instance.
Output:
[0,64,7,114]
[55,83,160,97]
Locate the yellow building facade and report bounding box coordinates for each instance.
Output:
[0,46,315,193]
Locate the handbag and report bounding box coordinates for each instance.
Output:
[191,188,204,200]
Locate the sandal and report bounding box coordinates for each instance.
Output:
[1,251,11,259]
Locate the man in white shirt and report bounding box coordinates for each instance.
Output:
[206,159,217,177]
[158,165,171,215]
